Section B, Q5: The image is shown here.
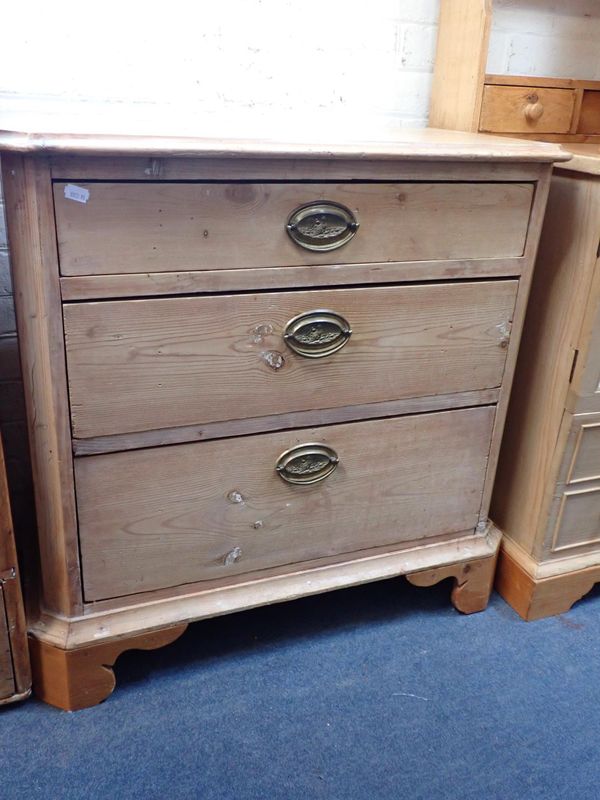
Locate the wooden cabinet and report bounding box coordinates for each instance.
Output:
[0,436,31,705]
[429,0,600,144]
[493,149,600,619]
[0,129,564,709]
[429,1,600,619]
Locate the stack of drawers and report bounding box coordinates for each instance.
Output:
[0,129,566,709]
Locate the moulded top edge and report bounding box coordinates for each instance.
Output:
[0,128,571,164]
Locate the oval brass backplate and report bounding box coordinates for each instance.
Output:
[283,309,352,358]
[276,443,339,485]
[286,201,359,251]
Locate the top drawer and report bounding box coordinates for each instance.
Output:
[479,86,576,134]
[53,181,533,276]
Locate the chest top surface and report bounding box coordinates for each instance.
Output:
[0,127,570,163]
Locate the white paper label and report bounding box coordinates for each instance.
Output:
[64,184,90,204]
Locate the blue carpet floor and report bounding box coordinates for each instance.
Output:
[2,577,600,799]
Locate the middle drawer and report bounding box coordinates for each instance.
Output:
[63,281,517,439]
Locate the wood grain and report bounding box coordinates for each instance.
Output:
[0,586,15,700]
[550,484,600,553]
[565,417,600,484]
[485,74,600,91]
[477,167,552,528]
[72,388,500,456]
[428,0,492,132]
[75,406,495,600]
[0,127,569,162]
[496,546,600,621]
[1,154,82,617]
[560,145,600,176]
[34,527,502,649]
[480,86,576,134]
[29,624,187,711]
[492,173,600,559]
[575,91,600,135]
[64,281,516,439]
[0,435,31,703]
[54,181,534,276]
[59,257,526,301]
[49,155,547,183]
[570,239,600,415]
[407,548,497,614]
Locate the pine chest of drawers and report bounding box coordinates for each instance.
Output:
[0,129,566,709]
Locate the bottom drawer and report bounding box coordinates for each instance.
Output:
[77,406,495,600]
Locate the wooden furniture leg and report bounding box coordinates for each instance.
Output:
[406,552,498,614]
[496,548,600,621]
[29,624,187,711]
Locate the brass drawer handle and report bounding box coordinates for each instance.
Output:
[283,309,352,358]
[286,201,359,251]
[276,443,339,485]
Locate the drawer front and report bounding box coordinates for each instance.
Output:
[54,181,533,276]
[480,86,576,134]
[64,281,517,439]
[76,406,495,600]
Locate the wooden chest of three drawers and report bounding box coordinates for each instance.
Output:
[0,129,566,709]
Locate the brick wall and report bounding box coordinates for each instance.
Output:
[490,1,600,79]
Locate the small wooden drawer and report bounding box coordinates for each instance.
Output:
[480,85,576,134]
[63,280,517,439]
[76,405,495,600]
[578,91,600,134]
[53,181,533,276]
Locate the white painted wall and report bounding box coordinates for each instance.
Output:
[1,1,600,139]
[489,1,600,80]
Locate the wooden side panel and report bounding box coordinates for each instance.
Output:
[1,155,82,616]
[53,181,534,275]
[0,586,15,700]
[492,174,600,558]
[428,0,491,132]
[479,86,576,134]
[565,419,600,484]
[551,486,600,553]
[571,250,600,414]
[542,412,600,558]
[496,545,600,621]
[64,281,517,439]
[76,406,495,600]
[578,91,600,134]
[0,436,31,700]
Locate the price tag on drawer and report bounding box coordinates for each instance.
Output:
[64,184,90,204]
